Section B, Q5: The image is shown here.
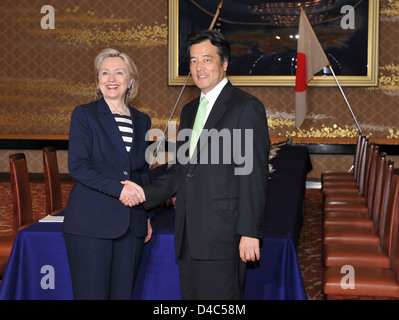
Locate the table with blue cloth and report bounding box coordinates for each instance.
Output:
[0,145,311,300]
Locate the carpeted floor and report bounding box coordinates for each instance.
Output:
[297,187,324,300]
[0,179,324,300]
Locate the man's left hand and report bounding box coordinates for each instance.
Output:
[239,236,260,262]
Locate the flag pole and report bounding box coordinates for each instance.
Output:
[328,65,363,134]
[150,0,224,167]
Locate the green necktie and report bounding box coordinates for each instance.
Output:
[190,96,208,158]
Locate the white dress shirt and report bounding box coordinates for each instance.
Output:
[200,77,228,126]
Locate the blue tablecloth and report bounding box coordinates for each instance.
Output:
[0,145,311,300]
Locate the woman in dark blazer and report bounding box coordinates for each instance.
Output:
[63,48,151,299]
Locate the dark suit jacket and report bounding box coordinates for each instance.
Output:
[144,82,270,260]
[63,97,151,239]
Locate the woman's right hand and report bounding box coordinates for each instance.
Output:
[119,180,146,207]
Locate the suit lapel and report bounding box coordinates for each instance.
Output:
[98,98,130,159]
[128,107,143,158]
[189,82,233,167]
[204,81,233,130]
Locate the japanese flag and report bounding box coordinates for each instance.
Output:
[295,10,329,128]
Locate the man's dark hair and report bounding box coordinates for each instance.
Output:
[185,29,231,66]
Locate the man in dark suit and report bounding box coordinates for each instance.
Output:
[123,30,269,299]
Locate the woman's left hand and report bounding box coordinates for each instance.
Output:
[145,219,152,243]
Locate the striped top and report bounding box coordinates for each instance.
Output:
[112,114,133,152]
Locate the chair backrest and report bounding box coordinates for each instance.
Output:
[356,138,369,194]
[371,153,387,230]
[43,146,63,214]
[384,174,399,278]
[364,144,379,212]
[352,134,364,177]
[9,153,34,232]
[378,160,394,243]
[379,161,397,254]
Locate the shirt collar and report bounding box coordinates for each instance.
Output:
[200,77,228,105]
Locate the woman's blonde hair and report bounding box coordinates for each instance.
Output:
[94,48,139,105]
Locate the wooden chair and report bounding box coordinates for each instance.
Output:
[0,153,37,276]
[9,153,37,231]
[0,235,15,273]
[323,161,395,269]
[323,145,379,216]
[0,220,16,276]
[323,160,395,248]
[323,153,387,230]
[322,138,369,195]
[321,134,364,181]
[43,146,63,215]
[323,174,399,299]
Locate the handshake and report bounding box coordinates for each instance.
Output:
[119,180,146,207]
